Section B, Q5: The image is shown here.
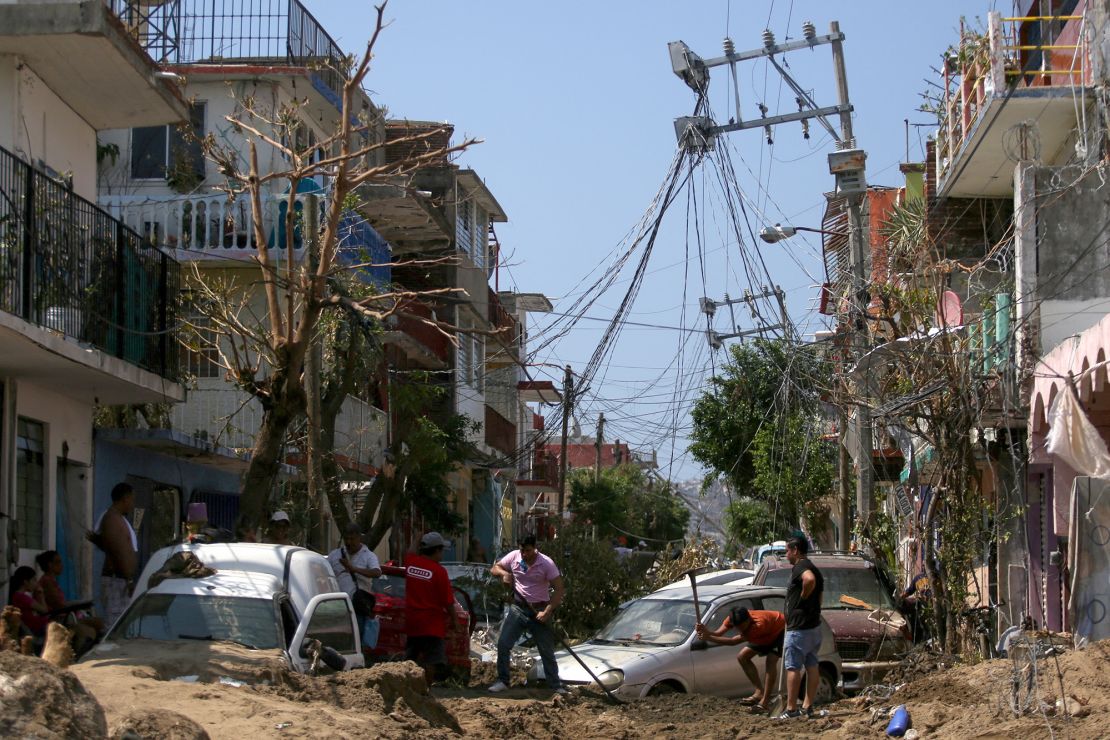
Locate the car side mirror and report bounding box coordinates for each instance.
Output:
[691,639,708,651]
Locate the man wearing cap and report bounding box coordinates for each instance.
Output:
[488,534,565,693]
[696,606,786,714]
[266,511,294,546]
[404,532,460,684]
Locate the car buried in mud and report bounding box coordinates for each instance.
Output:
[529,584,842,701]
[82,543,365,674]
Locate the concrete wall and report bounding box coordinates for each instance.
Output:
[4,378,94,597]
[0,55,96,199]
[1033,164,1110,351]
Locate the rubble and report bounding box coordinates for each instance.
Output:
[0,651,107,739]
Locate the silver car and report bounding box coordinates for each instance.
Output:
[529,585,842,701]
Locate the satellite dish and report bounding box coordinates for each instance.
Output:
[936,290,963,328]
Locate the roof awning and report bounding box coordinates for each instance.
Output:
[517,380,562,405]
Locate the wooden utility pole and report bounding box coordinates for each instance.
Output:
[557,364,574,517]
[594,412,605,483]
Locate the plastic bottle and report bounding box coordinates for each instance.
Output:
[885,705,911,737]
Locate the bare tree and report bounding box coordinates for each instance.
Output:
[187,2,478,529]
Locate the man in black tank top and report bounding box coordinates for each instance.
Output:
[776,535,824,720]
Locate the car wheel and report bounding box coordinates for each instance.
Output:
[806,665,837,705]
[647,681,682,696]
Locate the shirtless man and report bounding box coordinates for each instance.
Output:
[92,482,138,626]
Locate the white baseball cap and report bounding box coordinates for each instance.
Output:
[270,510,290,523]
[419,531,448,548]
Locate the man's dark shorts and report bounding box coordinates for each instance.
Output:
[405,635,447,667]
[742,630,785,657]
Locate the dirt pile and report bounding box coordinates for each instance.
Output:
[259,661,461,733]
[0,651,108,739]
[110,709,210,739]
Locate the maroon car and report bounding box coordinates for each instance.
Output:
[753,553,911,692]
[368,563,473,679]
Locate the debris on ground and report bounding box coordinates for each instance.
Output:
[110,708,210,740]
[0,651,107,739]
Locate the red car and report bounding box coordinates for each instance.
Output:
[368,563,474,679]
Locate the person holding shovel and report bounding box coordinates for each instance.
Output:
[695,606,785,713]
[488,535,565,694]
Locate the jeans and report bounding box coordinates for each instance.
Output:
[783,625,823,671]
[497,604,561,689]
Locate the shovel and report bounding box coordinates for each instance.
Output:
[518,604,624,705]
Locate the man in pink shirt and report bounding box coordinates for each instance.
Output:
[488,534,565,693]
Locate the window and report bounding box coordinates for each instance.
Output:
[112,593,281,649]
[304,597,356,654]
[180,315,220,379]
[458,332,473,387]
[131,102,206,181]
[704,598,757,633]
[473,206,487,269]
[16,418,45,550]
[595,598,697,646]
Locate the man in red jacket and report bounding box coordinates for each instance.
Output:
[404,532,459,684]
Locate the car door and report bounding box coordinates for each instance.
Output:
[690,597,760,696]
[287,593,364,672]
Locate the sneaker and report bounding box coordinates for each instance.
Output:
[773,709,803,720]
[552,687,568,695]
[488,680,510,693]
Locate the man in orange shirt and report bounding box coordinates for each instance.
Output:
[696,606,786,713]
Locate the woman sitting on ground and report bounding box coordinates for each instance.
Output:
[8,566,50,639]
[35,550,104,644]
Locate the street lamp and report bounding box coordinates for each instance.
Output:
[758,223,847,244]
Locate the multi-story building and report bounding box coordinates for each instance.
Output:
[362,120,554,558]
[838,3,1108,635]
[0,0,187,594]
[96,0,389,550]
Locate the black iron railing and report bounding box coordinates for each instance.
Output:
[0,145,180,380]
[106,0,348,102]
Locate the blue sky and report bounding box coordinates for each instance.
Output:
[305,0,987,481]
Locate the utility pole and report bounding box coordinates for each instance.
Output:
[594,412,605,483]
[557,364,574,518]
[668,19,873,535]
[830,20,874,527]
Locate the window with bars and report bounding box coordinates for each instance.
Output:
[16,418,45,551]
[457,332,473,387]
[473,206,487,269]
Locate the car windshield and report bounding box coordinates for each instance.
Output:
[594,598,697,646]
[111,593,280,649]
[763,565,895,610]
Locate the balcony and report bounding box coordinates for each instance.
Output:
[516,452,560,493]
[484,405,517,457]
[0,144,180,395]
[0,1,187,129]
[109,0,349,106]
[935,10,1090,198]
[383,298,450,369]
[171,383,385,470]
[100,191,391,287]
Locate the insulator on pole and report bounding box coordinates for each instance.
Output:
[802,21,817,41]
[723,37,735,56]
[762,29,775,48]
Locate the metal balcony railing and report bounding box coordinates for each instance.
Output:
[0,145,179,379]
[936,10,1089,183]
[106,0,348,101]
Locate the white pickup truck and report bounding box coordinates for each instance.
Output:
[88,542,364,673]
